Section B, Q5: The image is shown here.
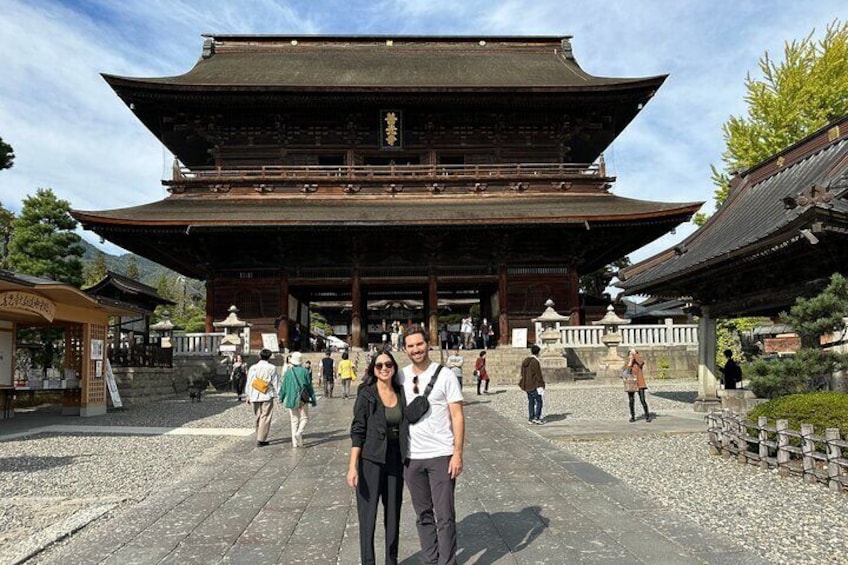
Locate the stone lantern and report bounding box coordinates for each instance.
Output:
[213,305,251,356]
[592,304,631,380]
[150,311,177,349]
[531,299,570,381]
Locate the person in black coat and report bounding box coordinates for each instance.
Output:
[347,349,409,565]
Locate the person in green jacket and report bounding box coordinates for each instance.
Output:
[278,351,317,448]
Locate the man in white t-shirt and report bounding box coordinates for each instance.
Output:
[401,325,465,565]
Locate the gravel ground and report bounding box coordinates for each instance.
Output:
[0,393,250,560]
[3,383,847,565]
[483,381,848,565]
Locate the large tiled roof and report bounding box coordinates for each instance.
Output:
[619,116,848,294]
[72,193,700,228]
[103,35,664,92]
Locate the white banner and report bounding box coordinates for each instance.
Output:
[104,358,123,409]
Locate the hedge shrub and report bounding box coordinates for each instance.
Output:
[747,392,848,435]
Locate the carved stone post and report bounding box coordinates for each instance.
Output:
[694,306,720,412]
[277,274,289,350]
[428,273,439,347]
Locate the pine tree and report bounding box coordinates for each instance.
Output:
[126,255,140,280]
[82,251,108,288]
[6,188,84,286]
[0,202,14,268]
[0,137,13,171]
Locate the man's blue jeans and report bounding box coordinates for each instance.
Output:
[527,390,543,421]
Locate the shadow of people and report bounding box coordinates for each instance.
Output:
[540,412,570,423]
[402,506,549,564]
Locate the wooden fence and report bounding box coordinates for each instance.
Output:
[706,410,848,492]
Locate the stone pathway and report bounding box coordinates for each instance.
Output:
[27,396,764,564]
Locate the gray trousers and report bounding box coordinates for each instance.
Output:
[252,400,273,441]
[404,456,457,565]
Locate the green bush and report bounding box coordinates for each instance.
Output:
[747,392,848,436]
[747,349,847,399]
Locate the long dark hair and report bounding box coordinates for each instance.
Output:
[363,349,400,390]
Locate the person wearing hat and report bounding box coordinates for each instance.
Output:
[278,351,317,448]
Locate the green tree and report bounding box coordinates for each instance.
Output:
[6,188,84,286]
[125,255,140,280]
[0,137,13,171]
[82,250,108,287]
[695,19,848,226]
[0,202,14,268]
[781,272,848,348]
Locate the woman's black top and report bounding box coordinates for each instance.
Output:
[384,401,402,440]
[350,383,409,464]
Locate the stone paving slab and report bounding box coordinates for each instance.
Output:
[27,395,766,564]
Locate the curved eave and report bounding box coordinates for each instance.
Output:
[71,196,702,229]
[101,72,667,95]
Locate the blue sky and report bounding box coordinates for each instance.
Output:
[1,0,845,267]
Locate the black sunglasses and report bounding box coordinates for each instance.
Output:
[374,361,394,371]
[413,374,419,394]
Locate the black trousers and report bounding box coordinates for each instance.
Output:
[628,389,650,418]
[357,440,403,565]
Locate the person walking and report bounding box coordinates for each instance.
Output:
[338,350,357,399]
[479,318,491,349]
[460,316,473,350]
[519,345,545,424]
[446,348,464,389]
[401,325,465,565]
[347,350,409,565]
[245,348,279,447]
[230,353,248,401]
[278,351,317,448]
[474,351,490,395]
[321,350,336,398]
[623,348,652,422]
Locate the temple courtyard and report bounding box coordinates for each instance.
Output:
[1,381,845,564]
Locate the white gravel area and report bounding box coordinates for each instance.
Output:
[0,393,249,559]
[481,380,848,565]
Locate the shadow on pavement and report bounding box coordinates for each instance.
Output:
[400,506,549,565]
[650,390,698,403]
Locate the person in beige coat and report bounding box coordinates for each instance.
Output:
[245,348,280,446]
[625,348,652,423]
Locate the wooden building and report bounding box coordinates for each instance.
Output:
[618,115,848,408]
[0,271,137,418]
[71,35,700,349]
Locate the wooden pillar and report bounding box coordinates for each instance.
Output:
[569,268,581,325]
[277,273,289,350]
[204,279,214,334]
[694,306,720,412]
[428,273,439,346]
[498,264,509,346]
[351,268,362,348]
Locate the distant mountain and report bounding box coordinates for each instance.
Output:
[80,240,203,293]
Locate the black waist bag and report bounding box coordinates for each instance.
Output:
[404,365,443,424]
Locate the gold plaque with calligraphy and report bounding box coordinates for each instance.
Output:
[380,110,403,149]
[0,290,56,322]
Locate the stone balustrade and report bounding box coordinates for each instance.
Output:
[558,323,698,347]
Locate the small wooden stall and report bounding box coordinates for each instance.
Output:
[0,270,136,419]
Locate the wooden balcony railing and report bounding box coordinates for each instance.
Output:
[175,162,600,182]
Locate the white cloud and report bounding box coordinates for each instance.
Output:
[0,0,844,267]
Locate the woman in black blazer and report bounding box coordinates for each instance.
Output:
[347,349,409,565]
